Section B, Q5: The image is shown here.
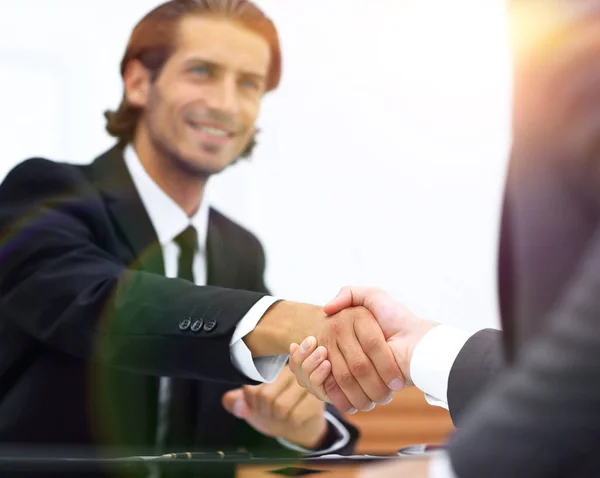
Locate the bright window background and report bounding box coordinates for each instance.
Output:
[0,0,511,331]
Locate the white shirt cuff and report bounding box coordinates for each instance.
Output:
[230,296,288,383]
[275,411,350,455]
[429,452,458,478]
[410,325,473,408]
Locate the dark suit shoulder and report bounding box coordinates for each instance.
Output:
[0,157,93,201]
[208,207,269,293]
[209,207,264,252]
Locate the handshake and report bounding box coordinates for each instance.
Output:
[246,287,437,414]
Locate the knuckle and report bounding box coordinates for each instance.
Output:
[317,332,332,348]
[385,358,401,377]
[335,370,355,386]
[310,373,324,388]
[289,353,302,369]
[358,306,375,320]
[301,360,314,376]
[289,410,303,428]
[361,334,382,355]
[348,358,371,377]
[257,389,275,406]
[323,376,342,396]
[329,320,344,336]
[337,308,352,319]
[273,399,289,419]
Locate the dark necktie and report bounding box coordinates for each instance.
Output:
[175,226,198,283]
[156,226,199,453]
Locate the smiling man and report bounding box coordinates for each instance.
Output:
[0,0,369,470]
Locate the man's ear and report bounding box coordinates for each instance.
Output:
[123,59,152,108]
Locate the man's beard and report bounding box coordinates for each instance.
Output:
[145,113,227,179]
[167,148,214,178]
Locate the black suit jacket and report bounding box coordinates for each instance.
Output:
[443,111,600,475]
[0,146,357,461]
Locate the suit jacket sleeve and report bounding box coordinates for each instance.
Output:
[447,329,504,425]
[238,235,359,456]
[448,224,600,478]
[0,158,267,384]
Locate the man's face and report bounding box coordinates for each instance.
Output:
[133,15,271,176]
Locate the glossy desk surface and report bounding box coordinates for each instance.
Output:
[0,454,423,477]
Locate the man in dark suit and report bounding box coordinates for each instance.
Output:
[0,0,419,468]
[290,2,600,477]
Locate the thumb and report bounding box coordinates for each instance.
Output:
[323,286,358,315]
[222,389,249,419]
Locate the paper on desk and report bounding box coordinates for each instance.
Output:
[307,454,395,460]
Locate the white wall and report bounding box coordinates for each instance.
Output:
[0,0,511,332]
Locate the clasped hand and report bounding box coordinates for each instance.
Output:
[289,287,436,414]
[222,365,327,449]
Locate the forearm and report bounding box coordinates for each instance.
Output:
[1,235,265,382]
[446,328,504,425]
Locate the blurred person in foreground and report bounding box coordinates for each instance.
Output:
[0,0,418,468]
[291,2,600,477]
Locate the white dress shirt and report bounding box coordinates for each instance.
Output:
[410,325,474,409]
[409,325,479,478]
[123,145,348,454]
[429,452,459,478]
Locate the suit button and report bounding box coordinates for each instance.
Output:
[179,318,192,331]
[191,319,204,333]
[203,319,217,332]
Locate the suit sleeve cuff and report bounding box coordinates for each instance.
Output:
[230,296,288,383]
[410,325,474,407]
[275,411,350,455]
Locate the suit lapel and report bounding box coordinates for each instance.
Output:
[90,145,164,275]
[89,145,163,448]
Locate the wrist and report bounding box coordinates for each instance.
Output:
[285,416,328,450]
[390,319,437,385]
[245,301,323,356]
[407,320,438,381]
[408,320,438,359]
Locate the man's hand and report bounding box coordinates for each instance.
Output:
[222,366,327,449]
[311,306,405,413]
[325,287,437,384]
[289,287,436,413]
[247,301,405,413]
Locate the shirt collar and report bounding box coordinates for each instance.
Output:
[123,144,209,251]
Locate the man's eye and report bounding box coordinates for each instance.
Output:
[191,65,209,75]
[241,79,260,90]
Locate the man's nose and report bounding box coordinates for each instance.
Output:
[205,75,240,118]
